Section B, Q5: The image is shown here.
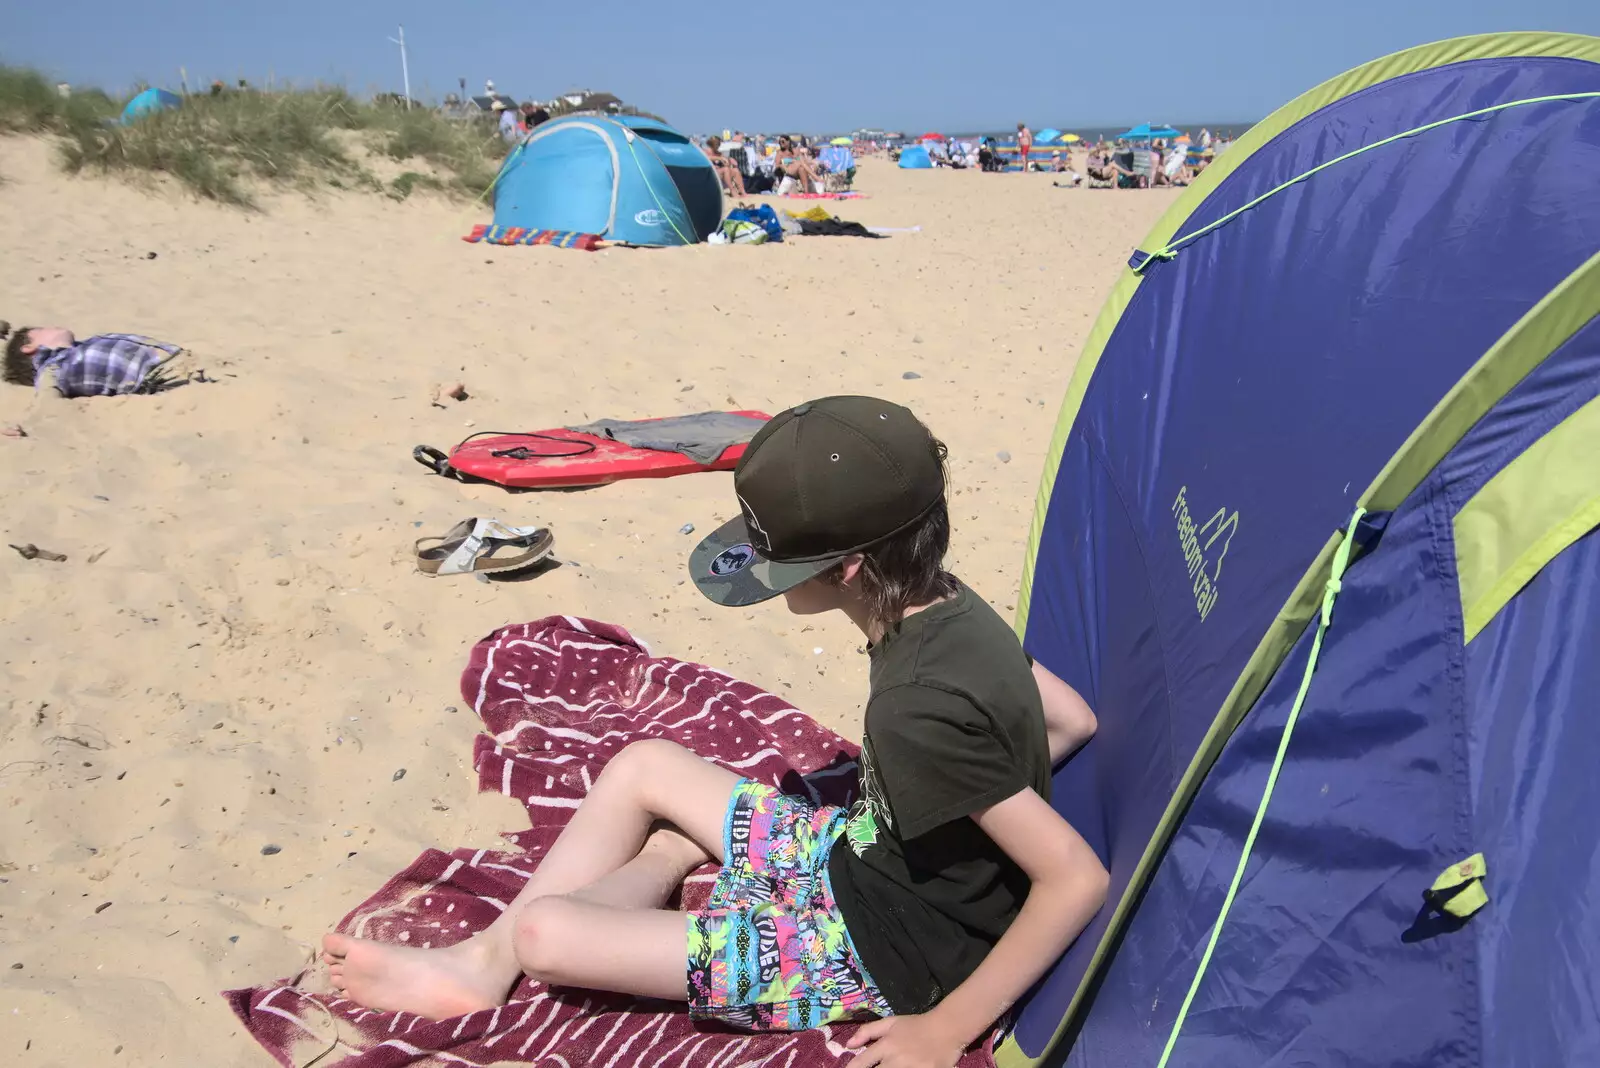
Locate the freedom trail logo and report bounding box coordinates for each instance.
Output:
[1172,486,1238,621]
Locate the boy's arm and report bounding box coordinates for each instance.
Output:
[847,789,1109,1067]
[1034,661,1097,765]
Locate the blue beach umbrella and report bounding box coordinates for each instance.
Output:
[1036,128,1063,144]
[1116,122,1181,141]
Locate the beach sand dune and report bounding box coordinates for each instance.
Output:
[0,137,1179,1066]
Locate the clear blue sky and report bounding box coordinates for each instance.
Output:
[7,0,1595,133]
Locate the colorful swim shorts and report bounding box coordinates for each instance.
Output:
[687,779,891,1030]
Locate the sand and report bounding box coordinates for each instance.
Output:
[0,136,1179,1067]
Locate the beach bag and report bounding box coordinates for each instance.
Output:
[728,205,785,242]
[716,219,768,245]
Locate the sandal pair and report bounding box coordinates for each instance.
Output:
[415,518,554,576]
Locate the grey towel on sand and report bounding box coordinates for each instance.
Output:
[567,412,767,465]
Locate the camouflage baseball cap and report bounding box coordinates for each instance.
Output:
[689,396,945,606]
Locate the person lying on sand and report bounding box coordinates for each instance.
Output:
[322,396,1108,1067]
[2,322,205,398]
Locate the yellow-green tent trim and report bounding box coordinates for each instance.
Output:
[1456,394,1600,643]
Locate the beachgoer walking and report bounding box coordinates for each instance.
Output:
[319,397,1109,1065]
[493,100,519,145]
[1017,122,1033,172]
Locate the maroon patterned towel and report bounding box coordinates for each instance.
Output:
[225,615,998,1068]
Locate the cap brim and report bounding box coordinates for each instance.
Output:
[688,515,841,606]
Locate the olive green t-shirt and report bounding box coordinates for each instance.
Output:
[827,582,1050,1013]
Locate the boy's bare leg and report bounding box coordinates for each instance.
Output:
[511,896,692,1001]
[323,741,738,1018]
[566,827,708,909]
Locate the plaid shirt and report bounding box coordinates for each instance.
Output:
[33,334,182,397]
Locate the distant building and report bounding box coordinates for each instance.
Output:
[443,82,653,123]
[438,91,518,121]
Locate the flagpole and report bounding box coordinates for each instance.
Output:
[388,25,412,109]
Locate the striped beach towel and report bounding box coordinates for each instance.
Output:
[463,225,605,250]
[226,615,999,1068]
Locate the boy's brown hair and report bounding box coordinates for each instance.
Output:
[829,435,960,630]
[2,326,35,386]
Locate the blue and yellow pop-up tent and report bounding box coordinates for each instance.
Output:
[1005,32,1600,1068]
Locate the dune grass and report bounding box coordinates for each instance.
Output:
[0,65,504,207]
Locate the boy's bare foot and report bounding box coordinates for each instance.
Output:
[321,932,512,1019]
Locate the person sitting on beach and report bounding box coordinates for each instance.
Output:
[1088,149,1141,188]
[702,135,746,198]
[978,138,1003,173]
[320,396,1109,1065]
[775,136,823,194]
[2,322,204,399]
[1085,150,1119,185]
[1155,141,1191,187]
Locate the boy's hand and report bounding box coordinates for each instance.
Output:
[845,1014,967,1068]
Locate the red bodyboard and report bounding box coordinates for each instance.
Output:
[438,411,771,489]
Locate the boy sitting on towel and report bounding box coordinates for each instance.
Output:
[322,396,1107,1067]
[2,321,205,399]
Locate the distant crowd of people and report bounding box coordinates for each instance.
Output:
[964,123,1232,187]
[697,132,865,199]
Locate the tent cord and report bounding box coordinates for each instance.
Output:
[1134,93,1600,274]
[1154,505,1367,1068]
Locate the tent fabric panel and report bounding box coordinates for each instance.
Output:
[1455,393,1600,640]
[1015,33,1600,641]
[1008,433,1180,1036]
[622,126,722,244]
[493,122,620,237]
[1462,526,1600,1068]
[1365,252,1600,512]
[1145,59,1600,269]
[1066,477,1479,1067]
[607,139,699,247]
